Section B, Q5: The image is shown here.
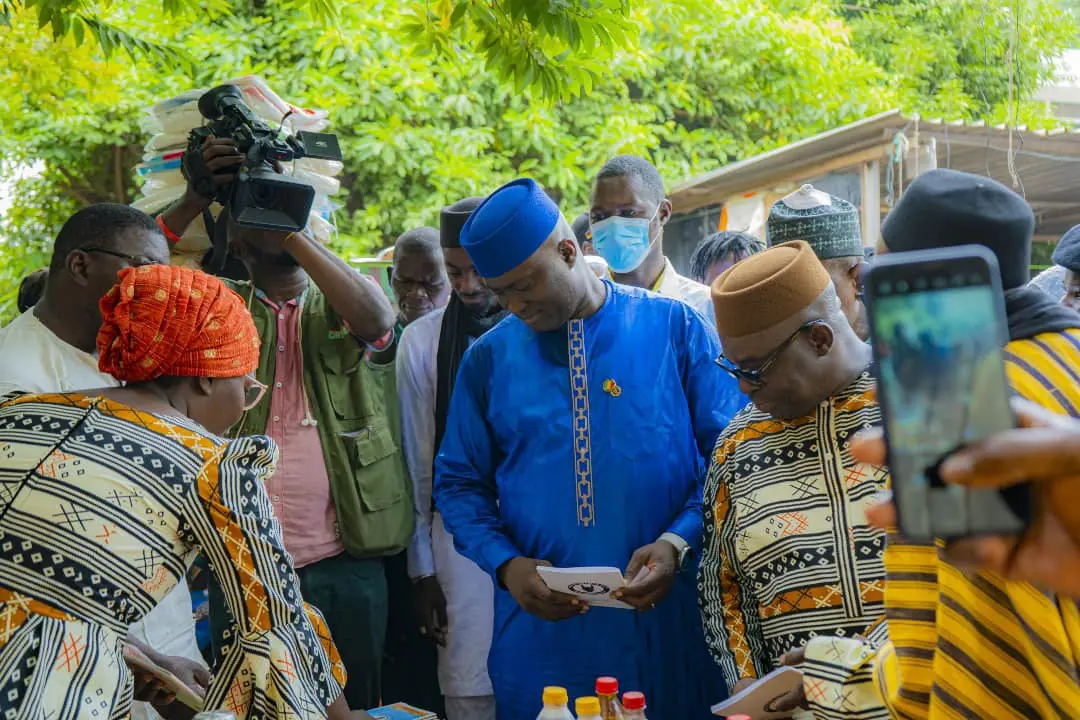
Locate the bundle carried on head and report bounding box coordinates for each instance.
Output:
[98,265,260,382]
[132,75,344,261]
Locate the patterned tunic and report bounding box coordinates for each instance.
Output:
[0,393,345,719]
[873,329,1080,720]
[699,371,889,719]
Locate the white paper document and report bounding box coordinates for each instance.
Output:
[536,565,634,609]
[710,666,804,719]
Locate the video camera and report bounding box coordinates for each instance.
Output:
[184,84,343,269]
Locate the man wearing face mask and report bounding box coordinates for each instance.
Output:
[589,155,716,325]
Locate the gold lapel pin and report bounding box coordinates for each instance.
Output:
[602,379,622,397]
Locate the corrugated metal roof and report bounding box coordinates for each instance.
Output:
[671,110,1080,237]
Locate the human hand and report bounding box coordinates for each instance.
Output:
[730,677,757,695]
[851,399,1080,596]
[131,669,175,706]
[412,575,449,647]
[182,135,244,208]
[614,540,678,611]
[498,557,585,621]
[155,653,210,699]
[766,647,808,716]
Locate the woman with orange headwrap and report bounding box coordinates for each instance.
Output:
[0,265,361,720]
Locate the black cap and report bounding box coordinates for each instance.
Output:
[1051,225,1080,272]
[440,196,485,248]
[881,168,1035,290]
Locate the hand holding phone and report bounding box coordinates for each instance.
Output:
[865,245,1030,540]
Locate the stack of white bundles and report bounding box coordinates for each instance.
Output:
[132,75,344,261]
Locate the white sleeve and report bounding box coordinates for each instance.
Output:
[397,321,438,579]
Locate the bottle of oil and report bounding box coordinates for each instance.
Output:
[595,677,623,719]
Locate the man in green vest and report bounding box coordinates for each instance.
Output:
[161,137,409,713]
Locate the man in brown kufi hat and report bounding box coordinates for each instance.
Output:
[697,241,890,719]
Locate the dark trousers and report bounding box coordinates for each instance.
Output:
[381,550,445,715]
[209,551,389,711]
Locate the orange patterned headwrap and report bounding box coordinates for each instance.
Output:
[98,265,260,383]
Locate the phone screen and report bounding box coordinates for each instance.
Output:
[869,253,1024,539]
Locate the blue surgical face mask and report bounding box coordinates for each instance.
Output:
[590,206,659,274]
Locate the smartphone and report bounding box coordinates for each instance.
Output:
[864,245,1029,540]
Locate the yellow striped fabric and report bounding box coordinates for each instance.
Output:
[875,329,1080,719]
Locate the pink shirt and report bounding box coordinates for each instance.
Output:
[259,293,345,568]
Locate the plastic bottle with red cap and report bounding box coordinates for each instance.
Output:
[621,691,647,719]
[595,677,623,719]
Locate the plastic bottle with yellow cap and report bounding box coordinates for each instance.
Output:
[537,686,575,719]
[575,697,604,720]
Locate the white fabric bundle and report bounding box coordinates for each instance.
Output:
[132,75,342,248]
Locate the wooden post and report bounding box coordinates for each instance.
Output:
[861,159,881,248]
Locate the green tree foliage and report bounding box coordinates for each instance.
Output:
[1059,0,1080,23]
[840,0,1076,121]
[0,0,1074,321]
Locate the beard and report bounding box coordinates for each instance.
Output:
[459,292,500,318]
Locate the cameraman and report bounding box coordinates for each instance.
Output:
[160,136,403,713]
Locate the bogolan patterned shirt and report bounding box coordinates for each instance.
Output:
[699,370,890,720]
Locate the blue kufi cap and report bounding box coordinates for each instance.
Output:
[460,178,560,278]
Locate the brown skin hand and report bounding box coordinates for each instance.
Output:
[719,285,871,420]
[822,256,869,341]
[391,247,449,325]
[589,174,671,289]
[163,134,395,342]
[231,225,396,343]
[482,220,607,333]
[444,246,500,315]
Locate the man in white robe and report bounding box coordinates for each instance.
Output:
[396,197,506,720]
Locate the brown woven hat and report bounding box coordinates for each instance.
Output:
[711,240,831,337]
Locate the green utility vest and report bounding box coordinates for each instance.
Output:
[226,279,413,558]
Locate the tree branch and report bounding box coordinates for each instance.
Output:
[55,166,105,206]
[61,184,98,207]
[113,145,126,203]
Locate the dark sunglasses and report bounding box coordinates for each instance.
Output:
[715,319,828,387]
[78,246,159,268]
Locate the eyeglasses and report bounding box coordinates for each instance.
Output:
[242,375,268,411]
[78,247,160,268]
[715,319,828,387]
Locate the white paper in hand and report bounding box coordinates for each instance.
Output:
[535,566,634,609]
[710,666,803,719]
[122,644,206,711]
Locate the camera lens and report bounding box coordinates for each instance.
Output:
[250,184,276,206]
